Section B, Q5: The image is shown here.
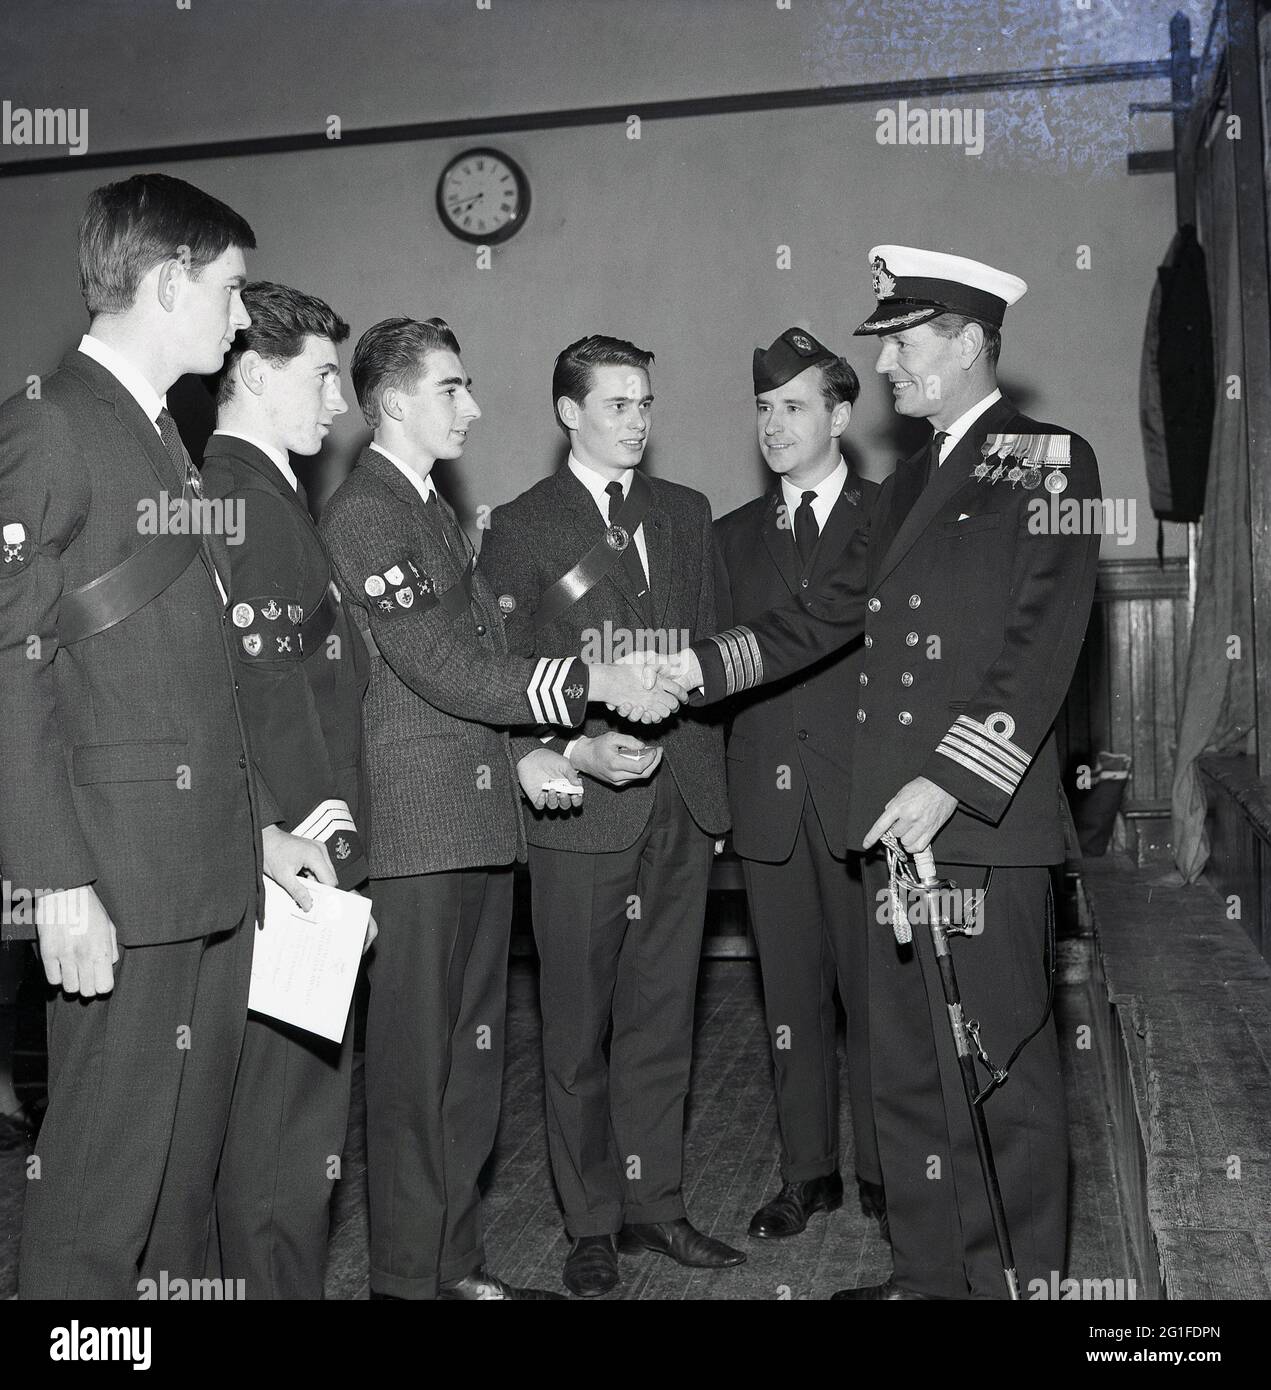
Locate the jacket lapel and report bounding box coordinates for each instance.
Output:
[810,473,867,582]
[759,485,801,598]
[872,395,1017,586]
[64,350,179,494]
[644,498,672,627]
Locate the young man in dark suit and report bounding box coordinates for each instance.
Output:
[673,248,1102,1300]
[0,175,332,1298]
[715,328,883,1243]
[202,281,374,1298]
[478,336,742,1297]
[320,317,685,1301]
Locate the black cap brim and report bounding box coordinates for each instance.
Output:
[853,301,944,336]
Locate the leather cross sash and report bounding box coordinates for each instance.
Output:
[58,532,203,646]
[533,471,652,631]
[360,554,476,659]
[300,581,340,653]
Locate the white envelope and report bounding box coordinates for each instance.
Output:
[249,879,371,1042]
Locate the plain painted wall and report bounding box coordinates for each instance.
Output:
[1,0,1204,557]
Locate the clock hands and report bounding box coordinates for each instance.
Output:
[446,191,486,216]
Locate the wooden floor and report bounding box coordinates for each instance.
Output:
[1,954,1129,1301]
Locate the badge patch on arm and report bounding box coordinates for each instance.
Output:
[363,558,437,619]
[231,594,305,660]
[1,520,33,575]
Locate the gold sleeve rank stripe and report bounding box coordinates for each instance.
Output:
[527,656,580,726]
[935,713,1030,794]
[710,626,763,696]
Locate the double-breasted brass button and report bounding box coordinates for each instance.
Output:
[906,632,919,646]
[909,594,921,608]
[859,672,868,686]
[898,711,913,725]
[900,672,913,686]
[868,597,881,612]
[864,635,873,648]
[856,709,867,723]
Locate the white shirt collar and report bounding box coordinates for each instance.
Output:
[77,333,166,428]
[780,456,850,532]
[568,452,633,511]
[212,428,298,492]
[937,388,1002,462]
[370,441,437,505]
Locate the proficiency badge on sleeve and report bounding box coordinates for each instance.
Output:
[396,586,414,608]
[231,602,254,628]
[364,575,386,597]
[384,565,405,585]
[287,603,303,624]
[605,524,629,552]
[333,835,351,861]
[1,521,31,571]
[261,599,282,621]
[498,594,516,614]
[242,633,263,656]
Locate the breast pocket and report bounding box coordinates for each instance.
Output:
[941,512,1001,537]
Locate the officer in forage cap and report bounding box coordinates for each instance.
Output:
[685,247,1104,1300]
[719,329,885,1242]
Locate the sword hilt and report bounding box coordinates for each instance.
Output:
[914,847,938,887]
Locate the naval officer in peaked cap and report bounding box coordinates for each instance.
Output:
[669,245,1103,1300]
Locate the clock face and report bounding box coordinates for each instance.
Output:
[436,147,529,244]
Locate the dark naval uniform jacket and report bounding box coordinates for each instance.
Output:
[319,446,590,877]
[693,395,1101,865]
[479,463,729,852]
[715,470,878,861]
[201,432,370,888]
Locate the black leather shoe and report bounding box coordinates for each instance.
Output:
[618,1218,746,1268]
[439,1269,566,1300]
[857,1177,889,1239]
[563,1235,620,1297]
[749,1171,844,1239]
[830,1279,934,1301]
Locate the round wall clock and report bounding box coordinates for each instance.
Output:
[436,147,530,244]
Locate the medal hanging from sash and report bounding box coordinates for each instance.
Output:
[533,471,654,630]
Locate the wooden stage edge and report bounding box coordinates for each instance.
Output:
[1081,852,1271,1300]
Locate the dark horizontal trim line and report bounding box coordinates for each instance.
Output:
[0,58,1173,178]
[1095,554,1188,600]
[1128,148,1175,172]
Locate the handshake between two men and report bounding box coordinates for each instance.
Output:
[515,649,706,814]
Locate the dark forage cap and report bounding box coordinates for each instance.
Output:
[753,327,838,393]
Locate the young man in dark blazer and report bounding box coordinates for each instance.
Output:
[675,248,1102,1301]
[0,175,332,1298]
[320,317,684,1301]
[202,281,373,1298]
[478,336,742,1297]
[715,328,883,1243]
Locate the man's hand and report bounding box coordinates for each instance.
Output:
[863,776,958,853]
[262,824,337,913]
[570,732,663,787]
[589,661,687,724]
[516,747,585,812]
[363,912,378,956]
[34,884,119,997]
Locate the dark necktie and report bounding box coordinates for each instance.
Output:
[156,407,203,498]
[794,489,820,570]
[925,431,949,488]
[605,480,651,619]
